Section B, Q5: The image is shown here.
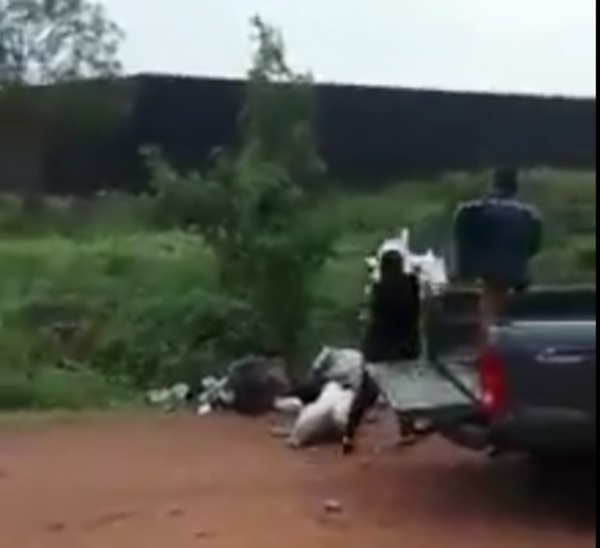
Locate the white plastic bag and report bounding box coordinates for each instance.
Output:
[331,386,354,430]
[311,347,363,390]
[274,397,304,416]
[146,383,191,410]
[288,382,354,448]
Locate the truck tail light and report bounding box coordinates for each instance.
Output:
[478,347,509,417]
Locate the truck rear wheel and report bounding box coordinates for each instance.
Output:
[528,452,594,472]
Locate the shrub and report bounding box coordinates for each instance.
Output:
[0,368,128,411]
[146,17,336,362]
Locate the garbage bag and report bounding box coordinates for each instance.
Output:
[227,356,290,416]
[288,382,354,448]
[310,347,363,391]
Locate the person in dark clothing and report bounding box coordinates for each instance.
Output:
[453,168,543,344]
[342,249,423,455]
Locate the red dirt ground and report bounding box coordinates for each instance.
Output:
[0,413,595,548]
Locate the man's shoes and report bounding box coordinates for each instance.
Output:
[398,435,420,446]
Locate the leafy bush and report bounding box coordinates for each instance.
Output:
[93,289,266,387]
[146,17,335,361]
[0,368,129,411]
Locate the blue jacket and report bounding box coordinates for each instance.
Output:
[452,195,542,288]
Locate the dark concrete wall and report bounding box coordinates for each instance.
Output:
[0,75,596,195]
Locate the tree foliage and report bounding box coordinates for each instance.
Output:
[148,16,335,359]
[0,0,123,87]
[0,0,124,139]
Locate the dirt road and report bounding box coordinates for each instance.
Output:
[0,413,595,548]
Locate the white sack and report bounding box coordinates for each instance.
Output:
[274,397,304,416]
[288,382,355,449]
[331,386,354,430]
[311,347,363,390]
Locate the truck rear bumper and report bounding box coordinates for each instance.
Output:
[440,407,596,455]
[490,408,596,454]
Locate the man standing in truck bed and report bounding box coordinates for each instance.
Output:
[453,168,543,342]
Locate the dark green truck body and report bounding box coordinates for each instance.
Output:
[373,287,596,457]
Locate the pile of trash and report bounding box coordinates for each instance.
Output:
[145,346,365,449]
[146,230,443,448]
[146,354,290,416]
[146,383,194,411]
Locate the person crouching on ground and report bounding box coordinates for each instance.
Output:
[452,168,543,346]
[342,249,423,455]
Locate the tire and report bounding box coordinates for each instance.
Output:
[528,452,594,472]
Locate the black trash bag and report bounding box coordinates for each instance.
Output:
[226,356,289,416]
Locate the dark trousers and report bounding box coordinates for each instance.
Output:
[344,368,381,442]
[479,279,511,347]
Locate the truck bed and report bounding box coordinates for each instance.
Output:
[369,288,483,414]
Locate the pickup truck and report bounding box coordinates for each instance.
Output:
[370,286,596,461]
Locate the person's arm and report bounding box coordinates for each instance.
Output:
[452,200,482,280]
[528,206,543,258]
[360,282,382,357]
[405,274,422,318]
[452,204,467,249]
[367,282,386,319]
[454,201,482,242]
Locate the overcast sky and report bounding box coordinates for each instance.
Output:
[102,0,596,97]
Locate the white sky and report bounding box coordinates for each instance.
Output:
[102,0,597,97]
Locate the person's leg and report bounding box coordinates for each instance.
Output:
[479,280,509,347]
[393,355,437,445]
[398,412,417,436]
[342,368,380,454]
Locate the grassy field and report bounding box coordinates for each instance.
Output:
[0,170,595,409]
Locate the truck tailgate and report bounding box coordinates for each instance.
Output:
[370,289,482,416]
[368,358,478,413]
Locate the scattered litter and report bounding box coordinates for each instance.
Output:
[146,383,191,410]
[147,355,290,418]
[145,350,362,451]
[323,499,344,515]
[270,425,291,438]
[196,376,231,415]
[274,397,304,416]
[197,403,213,416]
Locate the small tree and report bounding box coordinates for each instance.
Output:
[0,0,125,199]
[0,0,123,86]
[0,0,124,124]
[148,17,335,360]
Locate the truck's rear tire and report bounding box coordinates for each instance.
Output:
[528,452,595,472]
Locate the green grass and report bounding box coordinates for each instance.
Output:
[0,170,595,409]
[0,368,135,411]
